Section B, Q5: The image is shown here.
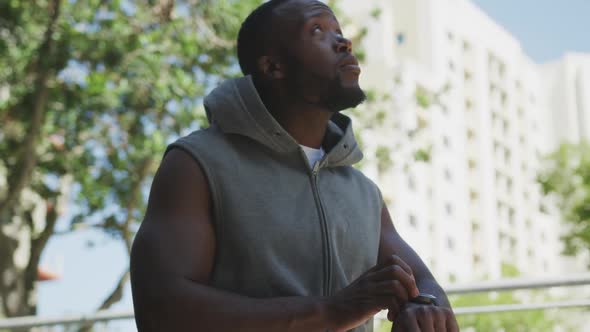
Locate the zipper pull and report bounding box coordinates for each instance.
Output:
[312,161,320,176]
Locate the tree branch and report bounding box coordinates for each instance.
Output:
[77,156,153,331]
[77,270,130,332]
[154,0,175,23]
[0,0,63,218]
[122,156,153,253]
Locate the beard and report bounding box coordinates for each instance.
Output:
[317,74,367,112]
[282,52,367,112]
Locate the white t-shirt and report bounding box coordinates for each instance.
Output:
[300,145,325,167]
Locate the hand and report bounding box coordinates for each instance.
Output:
[324,255,420,332]
[391,302,459,332]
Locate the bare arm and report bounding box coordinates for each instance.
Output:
[378,205,459,331]
[378,205,452,308]
[130,149,328,332]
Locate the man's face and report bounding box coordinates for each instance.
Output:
[273,0,366,111]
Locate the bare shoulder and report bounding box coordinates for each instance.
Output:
[131,147,215,287]
[144,147,212,220]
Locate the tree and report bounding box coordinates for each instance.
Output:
[538,141,590,266]
[0,0,261,320]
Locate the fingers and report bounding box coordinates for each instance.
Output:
[371,280,409,305]
[445,310,460,332]
[417,307,435,332]
[365,254,398,274]
[394,305,458,332]
[391,255,413,276]
[392,313,420,332]
[367,264,419,298]
[432,309,447,332]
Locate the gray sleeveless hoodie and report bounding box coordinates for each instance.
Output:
[167,76,383,332]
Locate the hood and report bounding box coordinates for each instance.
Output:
[203,76,363,167]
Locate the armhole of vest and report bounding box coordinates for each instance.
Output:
[376,185,384,212]
[164,141,222,235]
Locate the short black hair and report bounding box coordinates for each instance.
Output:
[237,0,292,77]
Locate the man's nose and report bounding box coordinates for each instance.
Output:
[335,35,352,53]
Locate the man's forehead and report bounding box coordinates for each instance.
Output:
[276,0,336,22]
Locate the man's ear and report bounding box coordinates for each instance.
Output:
[257,55,286,80]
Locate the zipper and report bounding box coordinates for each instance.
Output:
[310,160,332,297]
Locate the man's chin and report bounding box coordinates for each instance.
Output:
[322,85,367,112]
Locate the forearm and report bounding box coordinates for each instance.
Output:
[416,277,452,309]
[134,277,332,332]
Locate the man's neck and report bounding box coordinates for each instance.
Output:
[271,104,332,149]
[261,92,333,149]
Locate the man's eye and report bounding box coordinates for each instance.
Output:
[312,25,322,33]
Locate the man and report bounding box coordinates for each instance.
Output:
[130,0,459,331]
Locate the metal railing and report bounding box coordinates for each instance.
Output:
[1,274,589,330]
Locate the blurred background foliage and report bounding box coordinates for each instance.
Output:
[0,0,259,319]
[538,142,590,267]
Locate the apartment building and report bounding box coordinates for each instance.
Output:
[338,0,587,283]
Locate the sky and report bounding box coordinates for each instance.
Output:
[33,0,590,331]
[471,0,590,63]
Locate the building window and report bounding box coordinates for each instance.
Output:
[465,98,473,110]
[443,136,451,148]
[467,129,476,140]
[470,190,479,201]
[468,159,477,170]
[409,214,418,228]
[447,237,455,250]
[489,83,497,94]
[499,63,506,79]
[463,40,471,51]
[464,70,472,82]
[505,149,512,164]
[493,141,500,154]
[449,273,457,283]
[408,176,416,191]
[473,254,481,264]
[441,104,450,116]
[472,222,480,232]
[540,203,549,214]
[445,168,453,181]
[447,31,454,41]
[448,60,456,72]
[396,32,406,45]
[445,203,453,215]
[501,91,508,106]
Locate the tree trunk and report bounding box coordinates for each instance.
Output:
[0,213,37,317]
[0,0,63,317]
